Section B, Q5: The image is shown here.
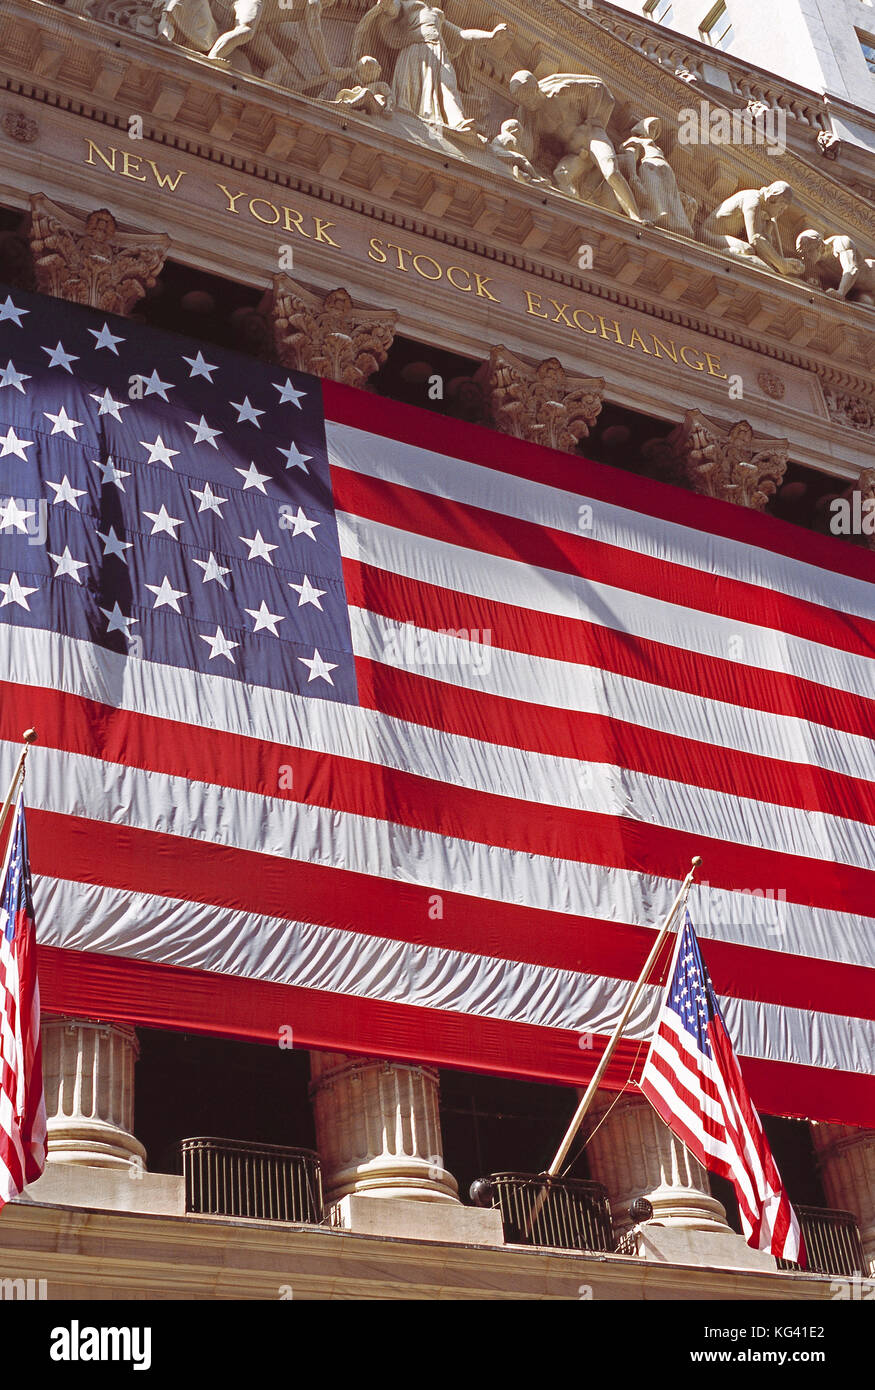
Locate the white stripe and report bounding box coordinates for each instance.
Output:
[33,875,875,1074]
[339,511,875,701]
[5,729,874,972]
[351,607,875,786]
[326,420,875,623]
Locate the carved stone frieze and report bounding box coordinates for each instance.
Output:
[643,411,789,510]
[857,469,875,552]
[823,390,875,432]
[28,195,169,314]
[756,370,786,401]
[474,345,605,453]
[1,109,38,143]
[268,275,397,387]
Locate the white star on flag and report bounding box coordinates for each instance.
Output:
[0,296,28,326]
[0,497,34,532]
[235,462,271,493]
[190,482,227,516]
[42,341,79,372]
[89,388,129,421]
[186,415,222,448]
[43,406,83,439]
[0,360,31,393]
[273,379,306,407]
[139,434,180,469]
[140,369,175,400]
[47,475,87,509]
[245,600,285,635]
[239,530,278,564]
[89,322,125,354]
[200,626,239,663]
[288,576,326,609]
[145,576,188,611]
[92,456,130,491]
[231,397,265,427]
[182,351,218,381]
[285,506,320,540]
[143,504,184,538]
[192,553,231,587]
[100,602,138,636]
[48,546,89,583]
[277,441,311,472]
[97,526,133,562]
[299,648,337,684]
[0,573,37,609]
[0,426,33,460]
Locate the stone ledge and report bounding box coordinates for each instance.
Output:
[329,1194,505,1246]
[15,1163,185,1217]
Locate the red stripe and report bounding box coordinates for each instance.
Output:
[37,945,875,1126]
[346,558,875,744]
[4,689,869,1019]
[345,570,875,815]
[323,381,875,588]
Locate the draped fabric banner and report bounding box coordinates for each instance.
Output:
[0,285,872,1124]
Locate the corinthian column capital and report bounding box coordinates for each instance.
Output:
[28,194,169,315]
[475,345,605,453]
[644,410,789,509]
[268,276,397,387]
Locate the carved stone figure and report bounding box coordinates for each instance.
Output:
[620,117,693,237]
[489,119,549,184]
[28,195,169,315]
[508,70,645,222]
[701,182,803,277]
[157,0,339,89]
[795,230,875,306]
[332,55,394,116]
[269,276,397,387]
[353,0,509,138]
[474,345,605,453]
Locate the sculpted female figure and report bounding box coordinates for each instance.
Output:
[353,0,509,135]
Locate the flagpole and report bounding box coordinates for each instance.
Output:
[0,730,37,849]
[522,855,702,1237]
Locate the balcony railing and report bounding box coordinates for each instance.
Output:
[486,1172,614,1253]
[174,1137,323,1224]
[778,1206,865,1277]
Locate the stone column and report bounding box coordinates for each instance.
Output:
[475,344,605,452]
[309,1052,458,1204]
[42,1018,146,1169]
[643,409,789,508]
[28,193,169,314]
[267,275,397,387]
[811,1124,875,1275]
[584,1092,729,1235]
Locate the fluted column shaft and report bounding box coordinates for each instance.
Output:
[309,1052,458,1203]
[42,1018,146,1169]
[585,1092,729,1234]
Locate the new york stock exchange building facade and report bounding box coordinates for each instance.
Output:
[0,0,873,1302]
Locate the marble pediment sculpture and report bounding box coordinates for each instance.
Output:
[156,0,341,89]
[700,181,804,278]
[351,0,511,140]
[795,230,875,306]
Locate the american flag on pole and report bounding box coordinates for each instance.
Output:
[640,910,805,1264]
[0,283,872,1126]
[0,790,47,1208]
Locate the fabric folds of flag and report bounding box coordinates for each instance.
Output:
[639,911,805,1265]
[0,792,47,1209]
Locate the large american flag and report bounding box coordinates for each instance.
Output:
[0,284,872,1127]
[0,791,47,1207]
[640,910,805,1263]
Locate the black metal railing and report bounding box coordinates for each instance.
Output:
[487,1172,614,1253]
[778,1206,865,1277]
[174,1137,323,1224]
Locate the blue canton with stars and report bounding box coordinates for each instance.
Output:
[0,286,356,703]
[666,911,722,1059]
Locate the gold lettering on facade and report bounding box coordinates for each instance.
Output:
[626,328,653,355]
[680,346,706,371]
[705,353,728,379]
[524,290,549,319]
[85,140,185,191]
